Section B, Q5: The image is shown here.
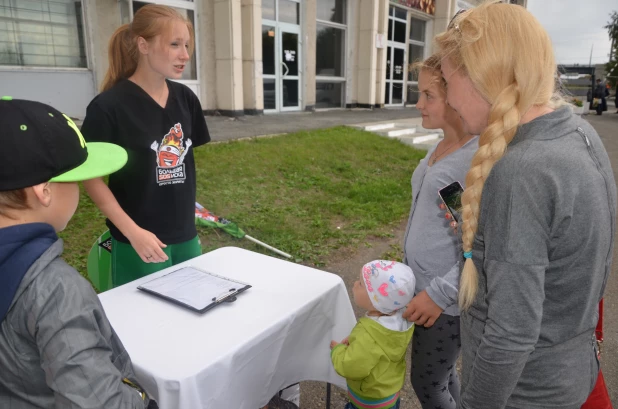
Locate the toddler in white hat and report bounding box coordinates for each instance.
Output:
[330,260,416,409]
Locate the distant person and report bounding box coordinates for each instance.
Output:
[594,78,607,115]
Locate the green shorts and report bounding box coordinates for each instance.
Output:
[111,235,201,287]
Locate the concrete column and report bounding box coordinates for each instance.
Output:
[197,0,218,112]
[241,0,263,114]
[346,0,360,106]
[85,0,121,92]
[356,0,380,108]
[303,0,317,111]
[213,0,244,116]
[374,0,389,107]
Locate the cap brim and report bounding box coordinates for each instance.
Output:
[50,142,128,183]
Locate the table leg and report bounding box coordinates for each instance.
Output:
[326,383,331,409]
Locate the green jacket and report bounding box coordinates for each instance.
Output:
[331,316,414,406]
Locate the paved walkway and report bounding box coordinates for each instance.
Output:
[207,107,421,142]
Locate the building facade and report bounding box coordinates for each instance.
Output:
[0,0,526,118]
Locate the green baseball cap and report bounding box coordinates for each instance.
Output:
[0,98,127,190]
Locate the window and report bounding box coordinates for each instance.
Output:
[315,0,346,108]
[316,81,343,108]
[133,1,197,80]
[262,25,276,75]
[262,0,275,21]
[407,17,426,104]
[317,0,346,24]
[316,24,344,77]
[0,0,87,68]
[278,0,299,25]
[387,6,406,44]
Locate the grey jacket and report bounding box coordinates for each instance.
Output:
[0,239,149,409]
[461,107,616,409]
[403,136,478,316]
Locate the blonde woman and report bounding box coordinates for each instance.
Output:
[437,2,616,408]
[401,55,477,409]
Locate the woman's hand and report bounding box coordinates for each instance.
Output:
[126,226,168,263]
[403,290,443,327]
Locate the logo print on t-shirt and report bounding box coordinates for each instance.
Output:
[150,123,192,185]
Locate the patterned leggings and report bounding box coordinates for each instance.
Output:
[410,314,461,409]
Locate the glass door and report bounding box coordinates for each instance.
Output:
[262,25,278,111]
[385,45,406,106]
[280,25,300,111]
[385,5,407,106]
[262,0,302,113]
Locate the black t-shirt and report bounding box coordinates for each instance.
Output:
[81,79,210,244]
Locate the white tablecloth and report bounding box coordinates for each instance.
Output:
[99,247,356,409]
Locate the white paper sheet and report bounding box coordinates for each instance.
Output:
[138,266,249,310]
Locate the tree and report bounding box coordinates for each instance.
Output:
[605,11,618,61]
[607,53,617,88]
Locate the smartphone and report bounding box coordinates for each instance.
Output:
[438,181,464,223]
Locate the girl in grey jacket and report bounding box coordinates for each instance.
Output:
[436,3,616,409]
[402,55,477,409]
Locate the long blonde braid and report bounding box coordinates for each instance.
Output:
[436,1,560,309]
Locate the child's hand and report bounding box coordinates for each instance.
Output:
[330,337,349,349]
[403,290,443,327]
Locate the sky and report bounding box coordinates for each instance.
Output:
[527,0,615,66]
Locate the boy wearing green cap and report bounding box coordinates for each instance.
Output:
[0,98,151,408]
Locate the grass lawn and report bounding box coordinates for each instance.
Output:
[59,126,426,278]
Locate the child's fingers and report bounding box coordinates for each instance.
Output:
[424,316,438,328]
[439,203,446,210]
[415,315,429,326]
[407,310,423,323]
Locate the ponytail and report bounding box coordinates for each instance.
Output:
[101,24,138,92]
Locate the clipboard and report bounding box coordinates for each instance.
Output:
[137,266,251,313]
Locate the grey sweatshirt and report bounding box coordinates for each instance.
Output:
[460,107,616,409]
[403,136,478,316]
